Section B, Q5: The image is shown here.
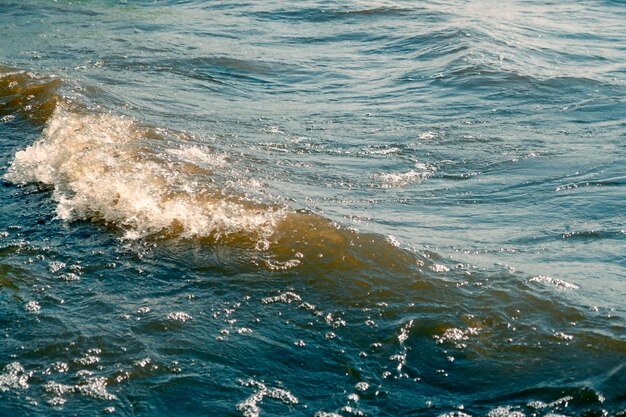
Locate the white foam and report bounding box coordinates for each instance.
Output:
[44,381,75,396]
[43,375,116,401]
[260,292,301,304]
[487,406,525,417]
[24,300,41,313]
[553,332,574,341]
[167,311,192,322]
[0,362,30,392]
[355,382,369,392]
[529,275,579,290]
[48,261,66,273]
[430,264,450,273]
[4,106,286,241]
[52,362,69,373]
[74,355,100,366]
[419,131,437,140]
[366,147,400,155]
[373,169,432,188]
[237,379,298,417]
[47,397,67,407]
[434,327,480,349]
[76,376,117,400]
[166,145,227,168]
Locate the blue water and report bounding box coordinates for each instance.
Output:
[1,1,625,416]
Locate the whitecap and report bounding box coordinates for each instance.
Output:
[4,106,286,242]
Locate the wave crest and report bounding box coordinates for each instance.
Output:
[4,104,415,277]
[4,106,285,241]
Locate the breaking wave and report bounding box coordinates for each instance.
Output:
[2,69,417,274]
[5,104,287,242]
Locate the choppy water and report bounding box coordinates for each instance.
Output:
[1,1,625,416]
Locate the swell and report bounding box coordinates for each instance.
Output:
[5,81,621,356]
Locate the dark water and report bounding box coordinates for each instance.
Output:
[1,1,625,416]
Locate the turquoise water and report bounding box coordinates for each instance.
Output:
[1,1,625,416]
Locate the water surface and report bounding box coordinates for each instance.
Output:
[0,1,625,416]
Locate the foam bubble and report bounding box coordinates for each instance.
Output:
[44,381,74,396]
[430,264,450,273]
[166,145,227,168]
[48,261,66,273]
[0,362,30,392]
[24,300,41,313]
[260,292,301,305]
[373,169,432,188]
[434,327,480,349]
[74,355,100,366]
[167,312,192,322]
[52,362,69,373]
[237,379,298,417]
[529,275,579,290]
[487,406,525,417]
[553,332,574,341]
[47,397,67,407]
[355,382,369,392]
[419,131,437,140]
[76,376,117,400]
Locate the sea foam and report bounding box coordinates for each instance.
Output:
[4,106,285,241]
